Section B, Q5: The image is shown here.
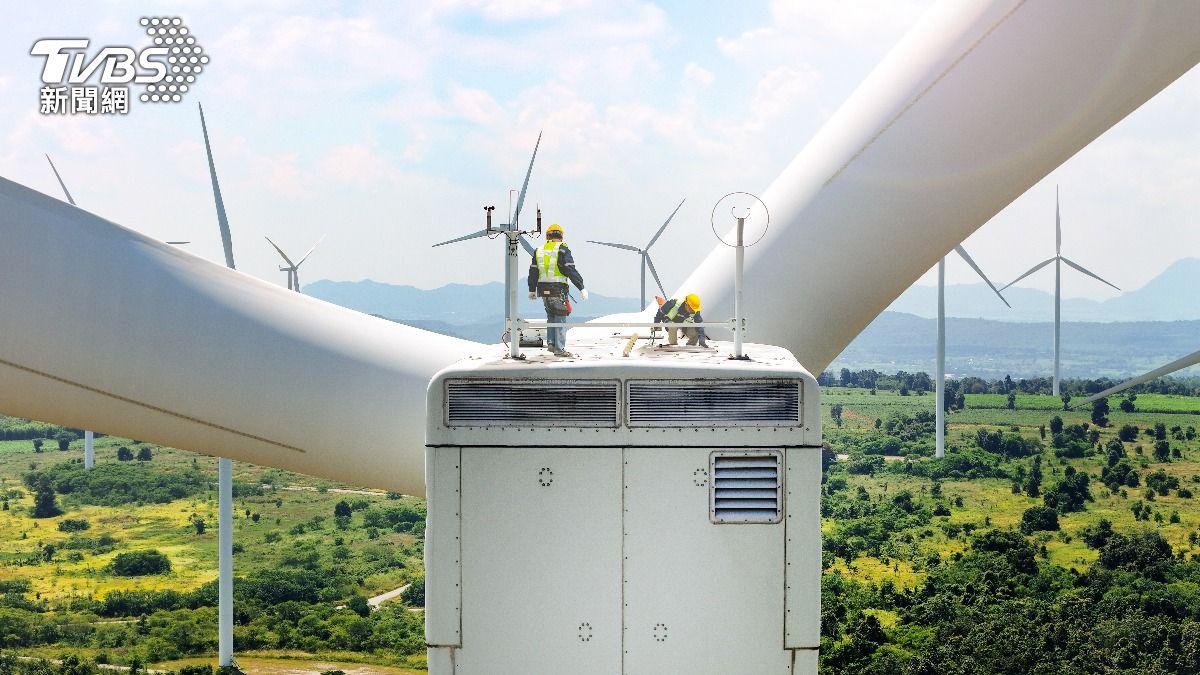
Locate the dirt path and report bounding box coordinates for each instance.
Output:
[271,484,390,497]
[367,584,410,609]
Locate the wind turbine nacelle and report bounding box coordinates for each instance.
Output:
[424,335,822,674]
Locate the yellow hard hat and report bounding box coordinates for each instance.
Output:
[546,223,564,238]
[685,293,701,311]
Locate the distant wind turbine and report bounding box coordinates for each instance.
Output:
[1001,187,1119,397]
[588,198,685,310]
[198,102,236,671]
[44,154,95,471]
[935,246,1010,458]
[266,236,325,292]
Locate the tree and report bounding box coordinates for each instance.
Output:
[1024,456,1042,498]
[55,430,77,451]
[136,446,153,461]
[1090,398,1110,427]
[1154,440,1171,463]
[1060,393,1071,411]
[192,516,206,535]
[1049,416,1064,435]
[401,576,425,607]
[1043,466,1092,513]
[347,594,370,617]
[1118,424,1139,442]
[32,438,43,453]
[1155,422,1167,440]
[1006,393,1016,410]
[111,550,171,576]
[31,474,61,518]
[334,500,353,518]
[1019,505,1060,534]
[1119,395,1136,413]
[117,446,134,461]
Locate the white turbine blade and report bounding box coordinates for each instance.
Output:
[264,236,296,267]
[644,253,667,297]
[512,131,542,228]
[295,234,326,267]
[587,240,640,252]
[44,155,76,206]
[999,257,1055,291]
[432,229,489,247]
[199,103,235,270]
[646,197,686,250]
[1061,256,1120,291]
[954,245,1010,308]
[0,176,481,495]
[1055,185,1062,256]
[668,2,1199,373]
[1074,349,1200,408]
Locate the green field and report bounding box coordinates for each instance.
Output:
[5,385,1200,673]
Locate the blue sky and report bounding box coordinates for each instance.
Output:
[2,1,1196,303]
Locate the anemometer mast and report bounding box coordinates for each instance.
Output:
[485,203,541,360]
[712,192,768,361]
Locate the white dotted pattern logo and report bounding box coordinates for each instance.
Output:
[138,17,207,103]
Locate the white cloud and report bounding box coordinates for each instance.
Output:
[683,62,714,89]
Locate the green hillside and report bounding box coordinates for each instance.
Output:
[4,383,1200,673]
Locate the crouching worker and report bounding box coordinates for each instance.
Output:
[528,223,587,356]
[654,293,708,347]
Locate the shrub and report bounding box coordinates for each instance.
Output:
[1118,425,1139,442]
[111,550,171,576]
[57,518,90,533]
[1019,506,1060,534]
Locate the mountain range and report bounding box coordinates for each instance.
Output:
[887,257,1200,322]
[304,257,1200,378]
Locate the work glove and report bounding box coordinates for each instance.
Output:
[580,289,589,301]
[528,292,536,300]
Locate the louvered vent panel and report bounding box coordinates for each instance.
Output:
[446,380,619,427]
[710,453,782,523]
[627,380,800,426]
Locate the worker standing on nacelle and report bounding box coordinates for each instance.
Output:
[655,293,709,347]
[528,223,587,356]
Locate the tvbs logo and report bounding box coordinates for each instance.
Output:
[32,17,208,115]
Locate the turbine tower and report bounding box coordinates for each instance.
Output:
[44,155,95,471]
[1001,187,1120,396]
[198,102,236,671]
[935,246,1009,458]
[266,236,325,292]
[588,198,685,310]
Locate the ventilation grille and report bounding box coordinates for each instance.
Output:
[627,380,800,426]
[710,453,782,523]
[445,379,619,427]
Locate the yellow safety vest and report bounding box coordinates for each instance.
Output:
[539,241,568,284]
[664,299,694,323]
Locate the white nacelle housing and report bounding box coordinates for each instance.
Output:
[424,336,822,674]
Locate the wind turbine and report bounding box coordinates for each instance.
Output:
[1073,349,1200,408]
[2,6,1198,670]
[198,102,236,671]
[266,236,325,292]
[44,155,96,471]
[1001,187,1120,397]
[432,132,543,335]
[935,246,1010,458]
[588,198,685,310]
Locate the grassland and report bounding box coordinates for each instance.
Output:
[822,386,1200,586]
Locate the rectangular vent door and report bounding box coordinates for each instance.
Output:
[710,452,783,524]
[627,380,800,427]
[446,379,619,427]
